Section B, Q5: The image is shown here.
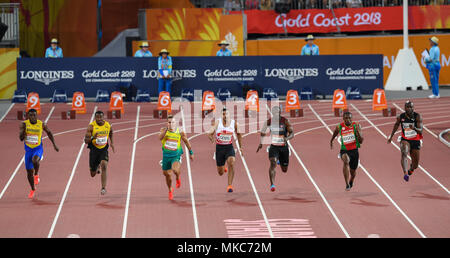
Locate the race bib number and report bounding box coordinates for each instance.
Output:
[26,134,39,145]
[96,136,108,146]
[403,124,417,139]
[271,135,285,146]
[342,131,355,144]
[217,133,233,144]
[164,139,178,151]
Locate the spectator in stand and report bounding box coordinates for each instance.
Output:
[346,0,362,8]
[45,38,63,58]
[224,0,234,14]
[330,0,344,8]
[425,36,441,99]
[301,35,319,56]
[217,40,232,56]
[260,0,273,10]
[158,49,173,95]
[233,0,242,10]
[134,41,153,57]
[246,0,260,9]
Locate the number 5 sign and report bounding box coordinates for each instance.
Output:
[109,91,124,114]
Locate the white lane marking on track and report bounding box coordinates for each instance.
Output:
[367,234,380,238]
[312,103,427,238]
[392,102,438,138]
[181,106,200,238]
[350,103,449,195]
[47,106,97,238]
[265,104,350,238]
[0,106,55,200]
[0,103,15,123]
[67,234,80,238]
[122,106,141,238]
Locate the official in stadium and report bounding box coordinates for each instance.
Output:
[158,49,173,94]
[45,38,63,58]
[216,40,232,56]
[301,34,319,56]
[134,41,153,57]
[426,36,441,99]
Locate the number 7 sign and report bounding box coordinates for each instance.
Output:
[109,91,124,114]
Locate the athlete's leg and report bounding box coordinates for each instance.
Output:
[26,169,35,190]
[269,157,277,186]
[410,149,420,171]
[217,166,225,176]
[226,156,236,186]
[100,160,108,191]
[341,153,350,187]
[32,155,40,176]
[400,141,410,174]
[172,161,181,188]
[163,170,172,190]
[349,169,356,186]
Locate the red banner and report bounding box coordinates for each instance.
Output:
[237,5,450,34]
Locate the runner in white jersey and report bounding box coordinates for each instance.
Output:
[207,107,243,192]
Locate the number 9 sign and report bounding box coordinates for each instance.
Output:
[26,92,41,114]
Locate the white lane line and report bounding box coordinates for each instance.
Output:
[47,106,98,238]
[350,103,449,195]
[122,106,141,238]
[392,102,438,138]
[0,103,15,123]
[0,106,55,200]
[309,104,427,238]
[181,106,200,238]
[266,104,350,238]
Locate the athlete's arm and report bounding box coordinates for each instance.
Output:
[330,125,339,149]
[257,121,269,153]
[43,123,59,152]
[159,127,168,141]
[19,122,26,141]
[355,123,364,144]
[84,124,94,144]
[109,126,115,153]
[388,116,401,143]
[285,119,294,142]
[181,131,194,160]
[235,121,243,155]
[207,120,218,144]
[413,114,423,134]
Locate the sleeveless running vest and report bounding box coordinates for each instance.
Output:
[400,112,423,141]
[216,119,235,145]
[339,122,360,151]
[24,119,43,148]
[90,120,111,149]
[162,127,183,156]
[267,116,288,146]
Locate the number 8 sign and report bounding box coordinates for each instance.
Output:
[72,92,86,114]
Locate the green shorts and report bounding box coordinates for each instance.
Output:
[162,155,181,171]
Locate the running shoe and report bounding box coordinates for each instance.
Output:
[101,188,107,195]
[403,174,409,182]
[176,178,181,188]
[34,175,40,186]
[227,185,233,193]
[349,181,353,189]
[169,188,174,200]
[28,190,35,199]
[345,184,351,191]
[408,169,414,176]
[270,185,276,192]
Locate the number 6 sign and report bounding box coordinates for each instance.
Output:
[158,91,172,112]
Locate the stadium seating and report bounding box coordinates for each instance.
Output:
[51,89,68,103]
[135,89,151,102]
[263,88,278,100]
[300,87,314,100]
[95,89,110,102]
[12,90,27,103]
[217,88,232,101]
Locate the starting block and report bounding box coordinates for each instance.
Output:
[382,107,397,117]
[153,109,168,119]
[245,109,257,118]
[17,110,26,120]
[290,109,304,117]
[202,109,213,118]
[61,110,77,120]
[107,110,122,119]
[334,108,349,117]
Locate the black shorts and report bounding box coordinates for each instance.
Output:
[340,149,359,170]
[268,145,289,167]
[89,144,109,171]
[401,138,421,150]
[216,144,235,167]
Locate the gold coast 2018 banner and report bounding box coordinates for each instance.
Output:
[145,8,244,56]
[0,48,19,99]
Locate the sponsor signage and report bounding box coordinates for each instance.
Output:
[18,55,382,98]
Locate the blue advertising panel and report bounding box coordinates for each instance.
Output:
[17,55,382,98]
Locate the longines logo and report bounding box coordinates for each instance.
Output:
[143,69,196,82]
[20,70,74,85]
[264,68,319,83]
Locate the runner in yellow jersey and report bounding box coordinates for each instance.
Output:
[84,111,115,195]
[19,109,59,199]
[159,114,194,200]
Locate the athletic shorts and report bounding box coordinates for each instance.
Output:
[401,138,421,150]
[89,144,109,172]
[268,145,289,167]
[162,155,181,171]
[216,144,235,167]
[340,149,359,170]
[24,144,43,170]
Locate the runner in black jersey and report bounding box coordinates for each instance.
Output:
[388,101,423,182]
[257,106,294,192]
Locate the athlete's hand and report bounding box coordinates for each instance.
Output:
[256,144,262,153]
[93,132,98,139]
[111,144,115,153]
[239,147,244,156]
[53,144,59,152]
[387,137,392,144]
[330,141,333,150]
[190,154,194,161]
